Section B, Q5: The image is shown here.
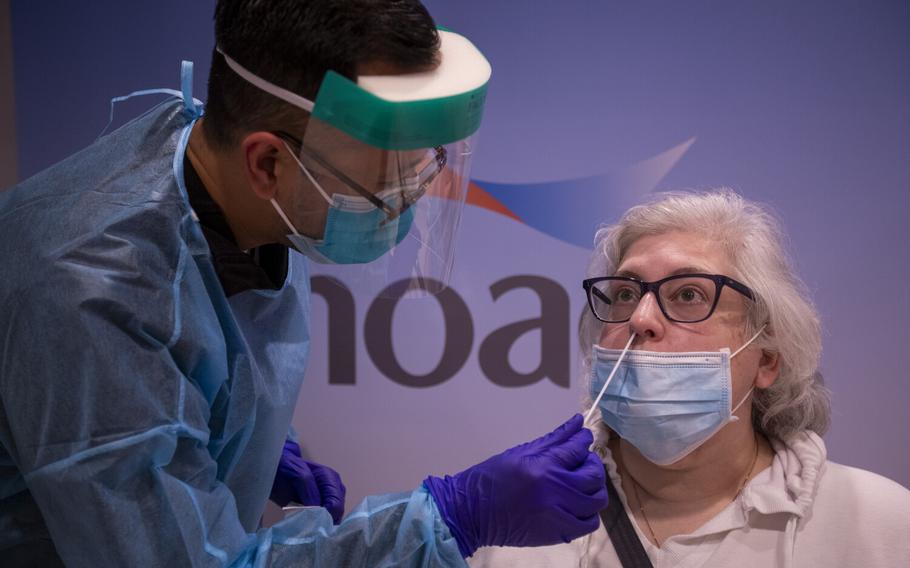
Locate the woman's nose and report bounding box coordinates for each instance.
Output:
[628,292,666,340]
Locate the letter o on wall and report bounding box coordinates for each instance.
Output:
[364,278,474,388]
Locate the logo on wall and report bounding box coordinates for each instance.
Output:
[468,138,695,246]
[310,138,695,389]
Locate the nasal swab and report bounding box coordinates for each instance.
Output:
[584,332,637,425]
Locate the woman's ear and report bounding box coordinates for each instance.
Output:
[756,349,780,389]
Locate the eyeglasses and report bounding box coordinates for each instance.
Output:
[274,131,447,221]
[582,273,755,324]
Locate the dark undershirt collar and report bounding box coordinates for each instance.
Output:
[183,154,289,297]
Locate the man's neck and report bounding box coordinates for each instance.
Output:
[186,119,277,251]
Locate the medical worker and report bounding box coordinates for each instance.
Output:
[0,1,607,566]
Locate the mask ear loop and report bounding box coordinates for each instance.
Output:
[270,198,301,237]
[729,324,768,421]
[731,324,767,358]
[281,141,333,205]
[270,141,336,237]
[584,332,637,426]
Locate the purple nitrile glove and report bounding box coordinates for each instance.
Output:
[423,414,607,558]
[270,439,346,524]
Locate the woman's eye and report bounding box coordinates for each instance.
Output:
[676,287,707,303]
[615,288,637,303]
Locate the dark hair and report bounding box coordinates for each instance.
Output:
[204,0,440,148]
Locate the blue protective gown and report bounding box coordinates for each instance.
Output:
[0,99,464,567]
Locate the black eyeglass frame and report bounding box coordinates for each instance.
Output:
[582,273,756,324]
[274,131,447,222]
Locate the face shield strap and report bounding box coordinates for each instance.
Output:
[216,48,315,113]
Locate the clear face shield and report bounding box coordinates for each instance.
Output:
[218,29,490,297]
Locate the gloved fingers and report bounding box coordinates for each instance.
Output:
[580,452,608,491]
[284,454,322,505]
[271,450,315,506]
[553,452,607,495]
[322,496,345,524]
[309,462,345,498]
[544,427,594,469]
[549,506,603,544]
[567,512,603,542]
[529,413,584,452]
[284,439,303,457]
[565,485,609,520]
[290,475,322,506]
[544,466,609,520]
[310,462,347,524]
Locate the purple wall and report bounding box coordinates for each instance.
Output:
[10,1,909,511]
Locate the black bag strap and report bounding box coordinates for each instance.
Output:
[598,466,654,568]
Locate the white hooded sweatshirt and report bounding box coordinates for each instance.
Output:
[469,431,910,567]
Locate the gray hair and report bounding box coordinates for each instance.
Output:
[580,189,830,443]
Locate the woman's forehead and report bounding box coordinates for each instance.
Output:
[617,231,732,278]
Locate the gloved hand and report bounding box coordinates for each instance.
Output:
[270,439,346,524]
[423,414,607,558]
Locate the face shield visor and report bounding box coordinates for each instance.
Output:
[218,29,490,296]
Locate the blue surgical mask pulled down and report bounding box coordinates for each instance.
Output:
[587,328,764,466]
[271,142,414,265]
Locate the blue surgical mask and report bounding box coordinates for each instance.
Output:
[589,328,764,466]
[270,143,415,265]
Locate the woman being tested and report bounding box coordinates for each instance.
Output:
[470,190,910,567]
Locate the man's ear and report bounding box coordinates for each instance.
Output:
[756,349,780,389]
[241,131,292,201]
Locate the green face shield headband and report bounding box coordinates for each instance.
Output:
[218,29,489,150]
